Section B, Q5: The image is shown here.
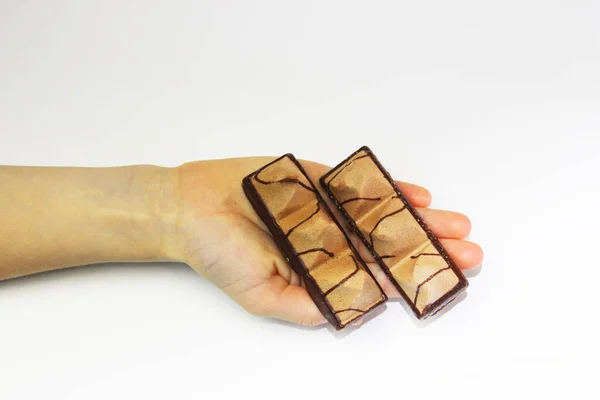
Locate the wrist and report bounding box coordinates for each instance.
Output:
[127,164,183,262]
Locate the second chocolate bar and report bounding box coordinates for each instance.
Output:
[321,146,468,319]
[242,154,387,329]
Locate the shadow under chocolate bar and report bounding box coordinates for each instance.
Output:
[242,154,387,330]
[320,146,468,319]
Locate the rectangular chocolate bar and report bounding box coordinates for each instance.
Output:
[320,146,468,319]
[242,154,387,329]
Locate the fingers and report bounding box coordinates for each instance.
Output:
[395,181,432,208]
[416,208,472,239]
[439,239,484,270]
[352,208,474,264]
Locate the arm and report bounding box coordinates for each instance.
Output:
[0,159,482,326]
[0,165,178,280]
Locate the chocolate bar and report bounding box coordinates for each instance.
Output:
[320,146,468,319]
[243,154,387,329]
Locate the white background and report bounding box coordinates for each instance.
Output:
[1,1,599,398]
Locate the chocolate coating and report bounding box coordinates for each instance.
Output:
[321,146,468,319]
[242,154,387,329]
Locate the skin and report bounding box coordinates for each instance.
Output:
[0,158,483,327]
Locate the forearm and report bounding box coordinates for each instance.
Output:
[0,164,180,281]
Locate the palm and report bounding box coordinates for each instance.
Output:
[189,211,298,314]
[174,157,482,327]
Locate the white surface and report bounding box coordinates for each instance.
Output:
[1,1,599,398]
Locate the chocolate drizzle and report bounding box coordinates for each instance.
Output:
[380,251,440,263]
[297,248,334,258]
[320,146,469,319]
[324,153,370,192]
[411,253,441,259]
[285,202,320,237]
[254,170,316,193]
[323,256,360,296]
[243,153,387,330]
[413,267,452,304]
[340,196,382,205]
[335,308,367,314]
[355,191,450,310]
[368,206,407,246]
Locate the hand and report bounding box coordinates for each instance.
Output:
[173,157,484,327]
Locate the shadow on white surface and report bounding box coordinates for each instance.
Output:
[0,260,480,336]
[325,303,390,338]
[255,300,390,337]
[381,290,470,329]
[257,317,328,332]
[463,263,483,278]
[0,261,192,288]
